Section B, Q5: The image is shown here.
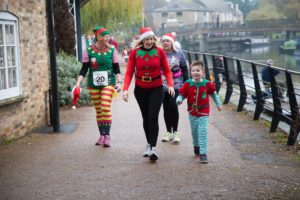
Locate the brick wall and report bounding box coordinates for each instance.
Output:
[0,0,50,142]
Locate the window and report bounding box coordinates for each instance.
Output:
[0,12,21,100]
[179,22,184,29]
[176,12,183,17]
[161,23,167,29]
[162,13,168,17]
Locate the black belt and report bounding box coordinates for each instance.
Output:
[136,75,161,82]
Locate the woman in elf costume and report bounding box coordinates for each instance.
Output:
[122,27,175,161]
[75,26,122,147]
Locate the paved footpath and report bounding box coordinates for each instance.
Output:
[0,86,300,200]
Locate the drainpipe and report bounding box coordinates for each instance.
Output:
[75,0,82,61]
[47,0,60,132]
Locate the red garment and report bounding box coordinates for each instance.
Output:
[109,39,119,50]
[123,47,173,90]
[179,79,215,117]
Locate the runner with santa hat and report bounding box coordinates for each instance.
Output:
[160,33,189,144]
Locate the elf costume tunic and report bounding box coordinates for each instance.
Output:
[123,47,173,90]
[178,79,222,154]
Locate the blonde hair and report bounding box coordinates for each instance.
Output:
[134,36,158,49]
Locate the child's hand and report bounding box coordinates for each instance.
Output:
[176,95,183,105]
[217,106,222,111]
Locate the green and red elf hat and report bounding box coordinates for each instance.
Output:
[93,25,110,37]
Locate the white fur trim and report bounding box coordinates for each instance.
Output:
[162,35,174,44]
[140,31,155,40]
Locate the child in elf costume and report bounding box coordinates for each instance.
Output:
[74,26,122,147]
[177,61,222,163]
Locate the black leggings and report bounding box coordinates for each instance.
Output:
[163,90,179,133]
[134,86,164,148]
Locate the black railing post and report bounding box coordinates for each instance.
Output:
[223,57,232,104]
[236,60,247,112]
[269,67,282,132]
[203,54,210,80]
[187,52,192,65]
[194,54,199,60]
[285,71,300,145]
[251,63,264,120]
[212,55,221,93]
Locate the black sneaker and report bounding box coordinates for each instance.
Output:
[194,146,200,156]
[200,154,208,163]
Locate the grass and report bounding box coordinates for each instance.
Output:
[1,138,19,146]
[227,102,300,160]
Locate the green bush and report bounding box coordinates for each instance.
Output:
[56,52,91,107]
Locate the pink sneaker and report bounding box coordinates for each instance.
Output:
[103,135,111,147]
[95,135,105,145]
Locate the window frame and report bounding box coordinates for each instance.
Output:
[162,12,168,17]
[0,12,21,100]
[176,11,183,17]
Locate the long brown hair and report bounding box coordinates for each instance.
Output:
[134,36,158,49]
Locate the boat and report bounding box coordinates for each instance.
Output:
[279,39,297,54]
[243,37,269,47]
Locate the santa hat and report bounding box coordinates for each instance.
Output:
[162,33,175,44]
[72,86,81,109]
[139,27,155,41]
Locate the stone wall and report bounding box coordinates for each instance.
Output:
[0,0,50,142]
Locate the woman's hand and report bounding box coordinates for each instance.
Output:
[168,86,175,97]
[115,82,122,93]
[122,90,129,102]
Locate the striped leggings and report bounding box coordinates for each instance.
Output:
[88,85,115,135]
[188,114,209,154]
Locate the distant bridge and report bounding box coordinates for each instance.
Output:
[157,19,300,37]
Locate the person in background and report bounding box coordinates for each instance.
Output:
[261,59,285,98]
[122,27,175,161]
[261,59,279,93]
[160,33,189,144]
[214,56,225,81]
[177,61,222,163]
[171,32,182,50]
[108,35,119,51]
[86,35,93,46]
[74,25,122,147]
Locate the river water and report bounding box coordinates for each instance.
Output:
[207,41,300,72]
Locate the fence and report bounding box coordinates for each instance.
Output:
[183,50,300,146]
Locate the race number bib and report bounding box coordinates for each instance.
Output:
[93,71,108,86]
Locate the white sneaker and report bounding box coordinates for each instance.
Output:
[143,144,151,157]
[161,132,173,142]
[173,132,180,144]
[149,147,159,161]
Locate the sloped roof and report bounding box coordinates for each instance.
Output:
[154,0,209,12]
[144,0,168,12]
[195,0,229,12]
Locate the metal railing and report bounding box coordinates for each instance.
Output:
[183,50,300,146]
